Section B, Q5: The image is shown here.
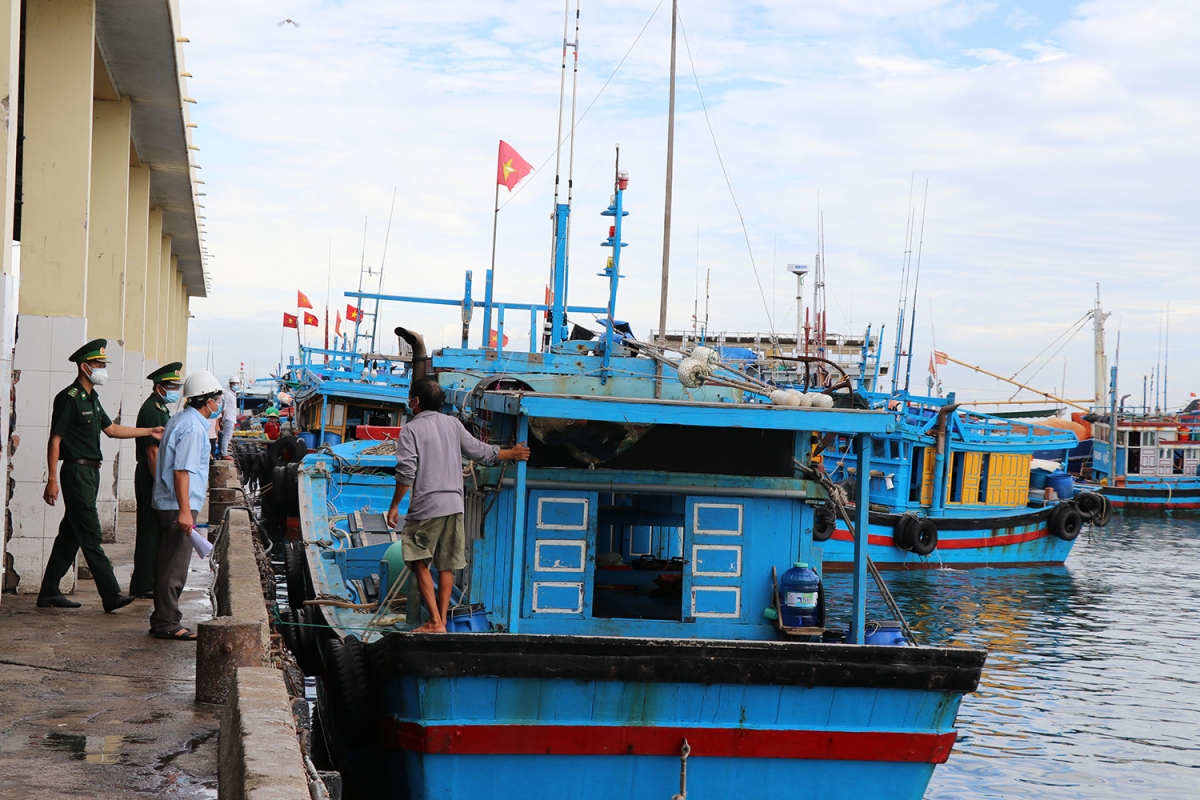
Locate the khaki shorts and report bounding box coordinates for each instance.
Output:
[401,513,466,571]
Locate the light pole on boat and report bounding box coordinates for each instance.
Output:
[655,0,678,398]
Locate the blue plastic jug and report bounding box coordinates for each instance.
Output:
[779,562,820,628]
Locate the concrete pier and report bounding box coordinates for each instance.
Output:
[0,511,219,798]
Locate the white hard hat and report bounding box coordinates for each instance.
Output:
[183,370,222,399]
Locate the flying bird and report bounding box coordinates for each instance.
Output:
[277,19,299,28]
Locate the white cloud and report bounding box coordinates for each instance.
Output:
[182,0,1200,409]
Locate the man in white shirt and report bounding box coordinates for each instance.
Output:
[217,376,239,460]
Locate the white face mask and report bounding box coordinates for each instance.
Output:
[88,366,109,386]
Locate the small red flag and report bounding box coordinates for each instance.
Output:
[303,312,319,327]
[488,329,510,348]
[335,311,342,337]
[934,351,948,365]
[298,290,313,309]
[346,304,361,322]
[283,313,298,329]
[928,355,937,376]
[497,140,533,191]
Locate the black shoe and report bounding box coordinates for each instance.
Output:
[37,594,81,609]
[103,594,136,613]
[133,591,154,599]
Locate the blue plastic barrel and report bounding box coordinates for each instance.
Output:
[1030,468,1051,489]
[1046,472,1074,499]
[446,603,490,632]
[778,562,820,628]
[864,621,908,646]
[320,432,343,447]
[297,431,318,450]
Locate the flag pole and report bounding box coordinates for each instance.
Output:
[485,147,500,349]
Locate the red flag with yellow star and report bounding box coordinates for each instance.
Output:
[335,311,342,336]
[297,290,313,309]
[497,140,533,191]
[346,304,361,322]
[303,312,319,327]
[283,313,298,329]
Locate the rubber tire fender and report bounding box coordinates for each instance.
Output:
[1049,503,1083,541]
[1095,495,1114,527]
[893,512,920,552]
[320,636,371,744]
[267,434,303,468]
[271,465,289,516]
[293,604,324,677]
[910,518,939,556]
[287,461,301,516]
[1075,491,1104,521]
[283,540,308,611]
[277,607,298,655]
[812,506,837,542]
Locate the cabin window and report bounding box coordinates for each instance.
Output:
[977,454,991,504]
[1127,431,1141,447]
[909,447,925,503]
[328,403,346,428]
[1173,450,1185,475]
[592,493,685,622]
[873,438,886,458]
[948,453,965,503]
[1116,430,1126,446]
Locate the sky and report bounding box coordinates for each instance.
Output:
[180,0,1200,411]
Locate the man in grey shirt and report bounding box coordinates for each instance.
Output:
[386,376,529,632]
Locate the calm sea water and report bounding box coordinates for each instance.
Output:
[832,514,1200,799]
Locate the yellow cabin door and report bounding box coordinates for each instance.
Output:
[920,447,936,506]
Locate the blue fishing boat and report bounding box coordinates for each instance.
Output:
[275,161,987,800]
[1086,409,1200,511]
[815,393,1112,569]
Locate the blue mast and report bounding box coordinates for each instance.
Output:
[599,157,629,382]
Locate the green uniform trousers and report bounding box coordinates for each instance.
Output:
[128,461,158,595]
[39,462,121,601]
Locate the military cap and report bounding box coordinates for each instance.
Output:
[69,338,108,364]
[147,361,183,384]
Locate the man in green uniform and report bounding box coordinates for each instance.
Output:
[38,339,166,611]
[128,362,182,598]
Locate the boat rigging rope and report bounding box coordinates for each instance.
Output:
[794,459,919,646]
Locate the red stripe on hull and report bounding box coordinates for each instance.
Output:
[1110,500,1200,510]
[385,721,958,763]
[831,527,1050,549]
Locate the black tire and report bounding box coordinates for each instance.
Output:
[1075,492,1104,521]
[294,604,323,677]
[812,506,836,542]
[1049,503,1083,541]
[283,541,307,610]
[267,434,304,467]
[320,636,371,744]
[1095,495,1114,527]
[287,462,301,516]
[910,519,939,556]
[892,512,920,551]
[271,465,288,516]
[277,607,298,654]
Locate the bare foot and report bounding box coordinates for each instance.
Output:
[413,621,446,633]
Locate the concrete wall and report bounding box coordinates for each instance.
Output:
[1,0,207,595]
[217,668,312,800]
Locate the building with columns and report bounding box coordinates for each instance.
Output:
[0,0,207,597]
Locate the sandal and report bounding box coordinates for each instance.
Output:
[151,627,197,641]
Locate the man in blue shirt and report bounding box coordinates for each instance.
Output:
[149,370,223,640]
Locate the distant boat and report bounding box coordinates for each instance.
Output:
[1083,402,1200,511]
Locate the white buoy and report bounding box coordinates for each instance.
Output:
[810,393,834,408]
[770,390,791,406]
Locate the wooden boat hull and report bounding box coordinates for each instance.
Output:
[1098,481,1200,511]
[820,507,1078,569]
[318,633,984,800]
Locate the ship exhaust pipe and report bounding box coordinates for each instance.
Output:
[395,326,430,380]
